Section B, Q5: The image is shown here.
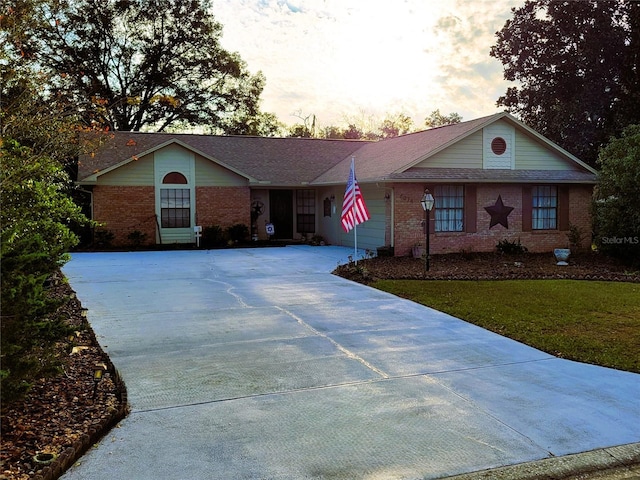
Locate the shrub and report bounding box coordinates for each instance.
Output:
[567,223,585,250]
[94,229,115,248]
[127,230,148,248]
[310,234,324,246]
[496,238,528,255]
[226,223,249,243]
[1,139,89,403]
[593,124,640,266]
[202,225,225,248]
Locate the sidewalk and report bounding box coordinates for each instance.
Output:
[61,246,640,479]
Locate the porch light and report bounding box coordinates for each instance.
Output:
[420,189,435,272]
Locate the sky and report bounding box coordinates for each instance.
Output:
[213,0,525,130]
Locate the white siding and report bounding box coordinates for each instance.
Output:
[154,144,196,244]
[195,155,247,186]
[483,121,515,169]
[338,185,386,253]
[97,154,154,185]
[419,130,483,168]
[514,130,574,170]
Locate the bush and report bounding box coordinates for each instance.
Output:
[1,139,89,403]
[593,124,640,266]
[94,229,115,248]
[202,225,225,248]
[226,223,249,243]
[127,230,148,248]
[496,238,528,255]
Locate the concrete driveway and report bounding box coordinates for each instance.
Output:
[61,246,640,480]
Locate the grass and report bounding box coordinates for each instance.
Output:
[372,279,640,373]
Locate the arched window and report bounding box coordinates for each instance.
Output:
[160,172,190,228]
[162,172,188,184]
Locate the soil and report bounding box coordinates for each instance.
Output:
[334,251,640,284]
[1,276,128,480]
[1,251,637,480]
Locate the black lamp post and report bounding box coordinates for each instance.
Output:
[420,189,435,272]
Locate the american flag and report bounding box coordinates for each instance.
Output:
[341,157,370,232]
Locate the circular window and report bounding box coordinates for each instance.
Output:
[491,137,507,155]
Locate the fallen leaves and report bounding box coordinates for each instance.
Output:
[0,277,126,480]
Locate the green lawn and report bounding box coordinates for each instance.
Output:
[372,279,640,373]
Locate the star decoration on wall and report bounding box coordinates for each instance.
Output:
[484,195,514,229]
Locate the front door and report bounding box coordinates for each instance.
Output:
[269,190,293,239]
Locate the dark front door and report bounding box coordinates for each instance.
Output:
[269,190,293,239]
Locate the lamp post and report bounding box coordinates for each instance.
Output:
[420,189,435,272]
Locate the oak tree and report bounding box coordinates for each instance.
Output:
[491,0,640,166]
[34,0,271,133]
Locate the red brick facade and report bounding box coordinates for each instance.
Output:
[93,185,251,246]
[93,186,156,246]
[195,186,251,229]
[392,183,593,256]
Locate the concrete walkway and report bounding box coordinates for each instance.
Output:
[61,246,640,480]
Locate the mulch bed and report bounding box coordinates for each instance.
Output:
[334,251,640,284]
[1,276,128,480]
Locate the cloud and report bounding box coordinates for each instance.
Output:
[213,0,524,128]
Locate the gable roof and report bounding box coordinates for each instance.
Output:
[312,112,597,184]
[78,132,366,185]
[78,112,597,186]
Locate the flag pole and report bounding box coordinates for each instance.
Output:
[352,157,358,264]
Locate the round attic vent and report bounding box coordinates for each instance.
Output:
[491,137,507,155]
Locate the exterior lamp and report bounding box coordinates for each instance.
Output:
[93,364,105,398]
[420,189,435,272]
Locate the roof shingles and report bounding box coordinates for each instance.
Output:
[78,113,596,186]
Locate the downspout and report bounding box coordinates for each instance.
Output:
[390,187,395,249]
[155,214,162,244]
[77,187,94,220]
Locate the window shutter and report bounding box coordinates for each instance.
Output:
[464,185,477,233]
[522,186,532,232]
[558,186,570,231]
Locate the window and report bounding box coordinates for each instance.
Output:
[296,189,315,234]
[434,185,464,232]
[162,172,187,184]
[491,137,507,155]
[532,186,557,230]
[161,188,190,228]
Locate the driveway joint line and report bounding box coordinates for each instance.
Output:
[276,306,390,379]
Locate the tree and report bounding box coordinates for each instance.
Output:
[33,0,270,133]
[490,0,640,166]
[424,109,462,128]
[1,2,92,402]
[592,125,640,266]
[380,112,414,138]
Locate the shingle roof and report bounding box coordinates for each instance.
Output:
[390,168,598,183]
[78,112,597,186]
[78,132,367,185]
[311,114,499,184]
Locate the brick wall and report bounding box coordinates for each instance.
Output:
[195,186,251,229]
[93,186,156,246]
[393,183,594,256]
[93,185,252,246]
